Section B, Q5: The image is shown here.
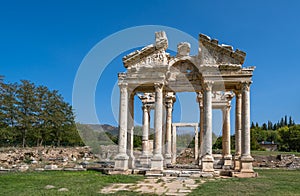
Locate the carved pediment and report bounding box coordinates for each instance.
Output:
[199,34,246,66]
[122,31,168,68]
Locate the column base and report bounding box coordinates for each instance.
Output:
[171,154,177,165]
[222,154,232,170]
[240,155,254,173]
[139,154,152,167]
[164,154,172,166]
[151,154,164,171]
[128,154,135,169]
[201,155,214,172]
[114,154,129,170]
[233,155,241,171]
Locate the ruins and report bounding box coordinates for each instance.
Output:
[113,31,255,177]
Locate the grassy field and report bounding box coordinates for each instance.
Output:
[0,169,300,195]
[0,171,143,195]
[190,169,300,196]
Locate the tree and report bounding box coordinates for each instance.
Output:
[262,123,267,130]
[0,80,82,147]
[251,122,255,129]
[278,125,300,152]
[16,80,37,147]
[267,120,273,130]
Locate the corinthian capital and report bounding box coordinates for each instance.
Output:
[202,81,214,91]
[240,81,252,92]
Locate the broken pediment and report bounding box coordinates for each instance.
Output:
[122,31,246,72]
[122,31,169,68]
[199,34,246,66]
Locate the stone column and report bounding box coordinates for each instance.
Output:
[201,81,214,172]
[114,83,129,170]
[194,126,199,161]
[171,125,177,164]
[162,99,166,155]
[222,104,232,169]
[197,93,204,165]
[240,81,254,173]
[164,96,174,165]
[127,92,135,169]
[234,91,242,171]
[151,83,164,171]
[139,104,151,166]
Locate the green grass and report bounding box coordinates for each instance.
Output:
[1,169,300,195]
[189,169,300,196]
[0,171,143,196]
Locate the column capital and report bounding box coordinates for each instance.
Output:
[142,104,150,112]
[223,104,231,112]
[196,92,203,102]
[202,81,214,91]
[234,90,242,98]
[196,92,203,108]
[240,81,252,92]
[165,100,173,108]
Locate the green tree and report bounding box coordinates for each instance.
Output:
[16,80,37,147]
[0,80,82,147]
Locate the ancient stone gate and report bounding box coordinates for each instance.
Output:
[113,31,255,176]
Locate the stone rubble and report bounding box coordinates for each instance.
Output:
[253,154,300,169]
[0,146,116,172]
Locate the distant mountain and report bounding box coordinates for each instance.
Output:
[82,124,119,136]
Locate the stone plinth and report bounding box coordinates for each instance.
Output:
[201,155,214,172]
[151,154,164,171]
[139,154,152,167]
[233,155,241,171]
[223,155,232,170]
[240,155,254,173]
[114,154,129,170]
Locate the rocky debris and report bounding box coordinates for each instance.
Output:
[18,164,29,172]
[0,145,117,171]
[176,148,196,164]
[253,154,300,169]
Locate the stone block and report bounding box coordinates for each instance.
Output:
[150,155,163,171]
[201,155,214,172]
[240,156,254,173]
[114,154,129,170]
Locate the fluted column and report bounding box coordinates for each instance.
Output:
[151,83,164,171]
[114,83,129,170]
[164,95,174,165]
[127,92,135,169]
[139,104,152,166]
[201,81,214,172]
[171,124,177,164]
[234,91,242,171]
[194,125,199,161]
[222,104,232,169]
[197,93,204,165]
[240,81,254,173]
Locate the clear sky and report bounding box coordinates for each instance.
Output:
[1,0,300,134]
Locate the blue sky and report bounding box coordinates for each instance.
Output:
[1,0,300,134]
